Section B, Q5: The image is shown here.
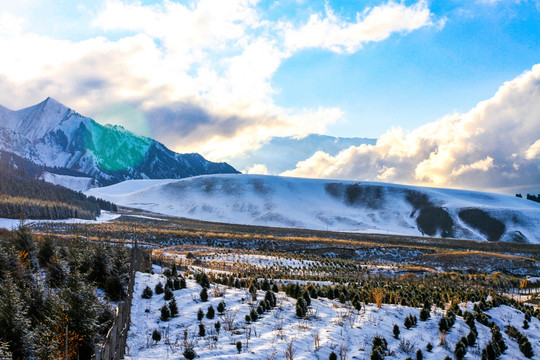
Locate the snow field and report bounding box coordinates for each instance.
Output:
[126,270,540,359]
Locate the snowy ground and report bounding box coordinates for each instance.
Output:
[125,269,540,360]
[0,211,120,230]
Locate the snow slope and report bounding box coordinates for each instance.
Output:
[86,174,540,243]
[126,269,540,360]
[39,171,96,192]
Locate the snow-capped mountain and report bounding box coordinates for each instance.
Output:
[0,98,238,186]
[86,174,540,244]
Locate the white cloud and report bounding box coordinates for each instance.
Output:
[285,0,438,53]
[0,0,438,160]
[244,163,269,175]
[525,139,540,160]
[284,64,540,191]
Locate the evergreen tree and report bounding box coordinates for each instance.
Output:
[296,298,308,318]
[155,282,164,294]
[160,304,171,321]
[250,308,258,322]
[164,287,174,301]
[169,298,179,317]
[454,339,467,360]
[173,277,181,290]
[419,307,430,321]
[0,276,33,359]
[206,305,215,319]
[198,323,206,337]
[197,308,204,321]
[37,236,55,267]
[393,324,400,338]
[200,287,209,302]
[60,269,102,359]
[217,300,226,314]
[183,347,197,360]
[142,286,153,299]
[152,329,161,343]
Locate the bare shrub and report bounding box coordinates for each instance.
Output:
[285,339,296,360]
[398,339,416,354]
[223,309,238,332]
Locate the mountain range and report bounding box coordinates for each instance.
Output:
[228,134,376,174]
[86,174,540,244]
[0,98,238,186]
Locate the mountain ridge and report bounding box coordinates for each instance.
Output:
[0,98,238,186]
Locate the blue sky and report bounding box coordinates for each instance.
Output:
[0,0,539,192]
[272,0,540,137]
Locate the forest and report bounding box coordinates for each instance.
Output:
[0,150,116,220]
[0,225,132,359]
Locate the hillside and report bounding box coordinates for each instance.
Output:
[86,174,540,244]
[126,267,540,360]
[0,152,116,220]
[0,98,238,186]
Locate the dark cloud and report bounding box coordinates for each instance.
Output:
[145,102,252,146]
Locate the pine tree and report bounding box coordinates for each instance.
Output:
[197,308,204,321]
[173,277,181,290]
[296,298,307,318]
[0,277,33,359]
[393,324,400,338]
[160,304,171,321]
[198,323,206,337]
[250,308,258,322]
[206,305,215,319]
[183,347,197,360]
[164,287,174,301]
[152,329,161,343]
[454,339,467,360]
[142,286,153,299]
[217,300,226,314]
[155,282,164,294]
[169,298,179,317]
[200,287,209,302]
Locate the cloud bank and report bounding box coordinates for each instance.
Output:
[284,65,540,192]
[0,0,437,160]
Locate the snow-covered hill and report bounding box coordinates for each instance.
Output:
[126,268,540,360]
[86,174,540,243]
[0,98,238,186]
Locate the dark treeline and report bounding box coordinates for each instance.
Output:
[0,151,116,220]
[515,193,540,203]
[0,225,131,359]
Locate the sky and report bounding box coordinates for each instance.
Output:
[0,0,539,193]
